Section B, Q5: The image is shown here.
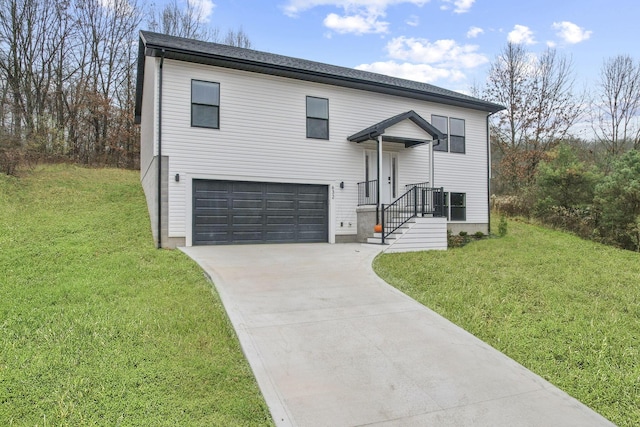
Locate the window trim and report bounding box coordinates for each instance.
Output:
[191,79,220,129]
[306,96,329,140]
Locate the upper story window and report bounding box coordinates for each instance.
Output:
[431,115,448,152]
[191,80,220,129]
[306,96,329,139]
[450,118,465,153]
[431,115,465,154]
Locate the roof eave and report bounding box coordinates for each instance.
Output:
[141,42,505,114]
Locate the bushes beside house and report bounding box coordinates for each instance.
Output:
[493,145,640,252]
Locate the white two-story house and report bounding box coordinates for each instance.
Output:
[134,31,503,250]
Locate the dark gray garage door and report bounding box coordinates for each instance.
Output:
[193,180,328,245]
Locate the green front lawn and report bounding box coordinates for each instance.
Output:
[0,165,273,426]
[374,219,640,426]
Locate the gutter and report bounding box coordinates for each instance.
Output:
[157,50,165,248]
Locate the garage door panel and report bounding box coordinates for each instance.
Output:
[266,200,296,210]
[267,215,296,225]
[233,199,264,209]
[193,231,229,244]
[194,214,228,225]
[231,232,264,242]
[298,215,325,224]
[266,183,295,194]
[265,230,296,240]
[233,181,263,192]
[195,199,229,210]
[232,215,263,225]
[193,180,328,245]
[299,202,326,211]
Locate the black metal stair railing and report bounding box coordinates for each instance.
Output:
[357,180,378,206]
[381,185,445,243]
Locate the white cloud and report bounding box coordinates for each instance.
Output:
[466,26,483,38]
[440,0,475,13]
[282,0,427,34]
[355,61,466,83]
[546,40,557,48]
[508,24,536,45]
[282,0,427,17]
[552,21,592,44]
[354,36,487,85]
[99,0,136,14]
[406,14,420,26]
[386,36,488,68]
[324,11,389,34]
[187,0,216,23]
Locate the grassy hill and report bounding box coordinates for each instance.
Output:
[3,164,638,426]
[0,165,273,426]
[375,218,640,426]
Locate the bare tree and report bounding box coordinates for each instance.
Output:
[0,0,250,173]
[481,43,583,192]
[484,43,534,153]
[592,55,640,155]
[148,0,219,41]
[224,27,251,49]
[73,0,141,164]
[147,1,251,48]
[528,49,583,151]
[484,43,582,154]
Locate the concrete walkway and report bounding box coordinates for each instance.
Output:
[181,243,613,427]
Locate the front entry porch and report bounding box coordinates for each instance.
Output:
[356,182,448,252]
[348,110,448,252]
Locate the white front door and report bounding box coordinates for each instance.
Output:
[366,150,397,205]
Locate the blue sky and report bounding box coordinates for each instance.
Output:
[166,0,639,94]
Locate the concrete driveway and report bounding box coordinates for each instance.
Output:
[181,243,613,427]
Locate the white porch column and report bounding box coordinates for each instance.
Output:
[429,138,435,187]
[377,135,382,213]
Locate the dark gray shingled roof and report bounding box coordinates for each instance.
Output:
[135,31,504,124]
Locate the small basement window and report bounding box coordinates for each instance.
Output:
[191,80,220,129]
[307,96,329,139]
[450,192,466,221]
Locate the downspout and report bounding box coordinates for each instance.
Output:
[486,112,496,235]
[157,50,165,249]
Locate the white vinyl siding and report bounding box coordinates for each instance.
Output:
[158,58,489,238]
[433,110,488,224]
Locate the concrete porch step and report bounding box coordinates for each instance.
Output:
[366,221,413,245]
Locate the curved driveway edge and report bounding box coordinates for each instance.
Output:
[181,243,613,427]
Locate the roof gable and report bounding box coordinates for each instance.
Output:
[348,111,445,147]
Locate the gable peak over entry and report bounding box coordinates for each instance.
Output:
[347,110,445,148]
